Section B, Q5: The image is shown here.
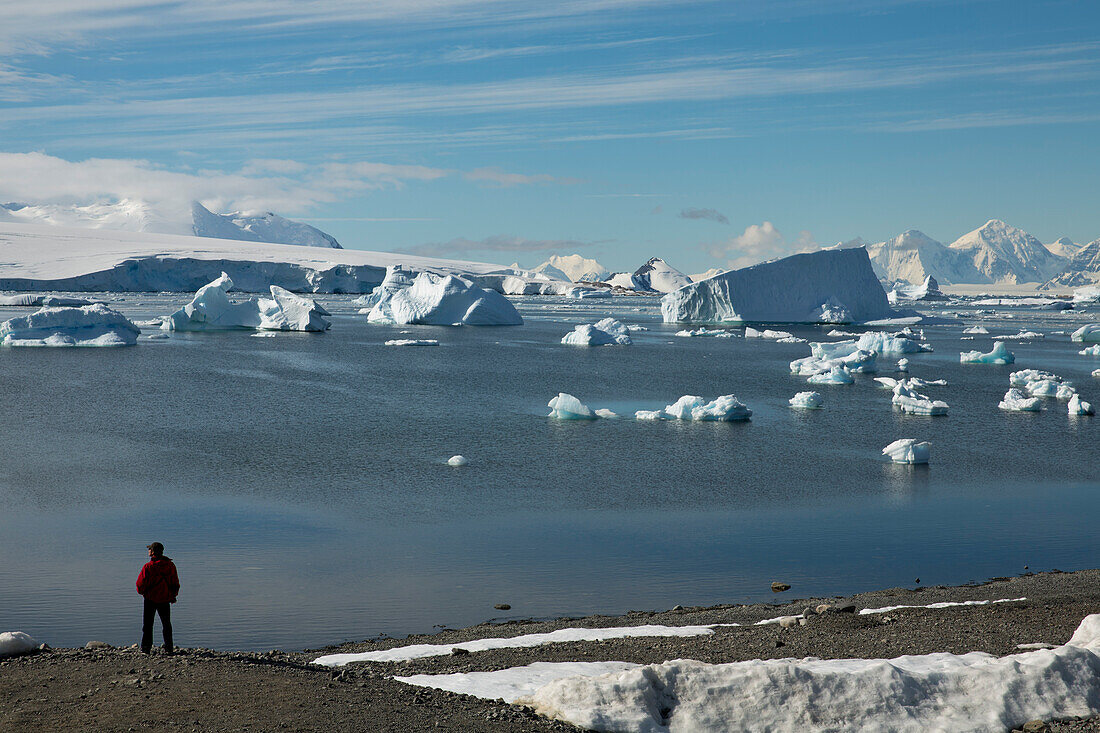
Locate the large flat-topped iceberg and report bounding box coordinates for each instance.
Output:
[661,248,896,324]
[1,304,140,346]
[164,273,330,332]
[366,268,522,326]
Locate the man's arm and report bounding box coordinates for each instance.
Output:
[136,565,147,595]
[168,565,180,600]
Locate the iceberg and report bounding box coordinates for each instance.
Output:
[661,248,896,325]
[960,342,1015,364]
[547,393,597,420]
[999,388,1043,412]
[385,339,439,346]
[892,381,949,416]
[606,258,691,293]
[882,438,931,464]
[807,366,854,385]
[447,455,469,467]
[634,410,664,420]
[855,332,930,355]
[1069,394,1094,416]
[163,273,330,332]
[888,275,947,302]
[564,287,612,299]
[789,391,823,409]
[1081,345,1100,356]
[963,326,989,334]
[744,327,794,339]
[367,268,522,326]
[812,297,854,324]
[999,330,1044,341]
[1009,369,1060,387]
[0,294,94,307]
[675,328,734,338]
[790,341,877,377]
[661,395,752,421]
[561,318,632,346]
[0,304,140,347]
[1072,325,1100,343]
[1073,286,1100,304]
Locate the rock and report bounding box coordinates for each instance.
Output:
[493,603,511,610]
[671,605,684,611]
[774,639,785,648]
[450,647,470,656]
[1021,721,1049,733]
[798,617,808,626]
[802,607,816,617]
[85,641,111,650]
[815,604,833,614]
[778,616,800,629]
[771,582,791,593]
[837,604,856,613]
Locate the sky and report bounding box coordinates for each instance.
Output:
[1,0,1099,274]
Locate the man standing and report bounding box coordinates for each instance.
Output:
[136,542,179,654]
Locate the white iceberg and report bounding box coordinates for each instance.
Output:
[1069,394,1094,416]
[606,257,691,293]
[164,273,330,332]
[1010,369,1060,387]
[561,318,632,346]
[882,438,931,464]
[447,455,469,467]
[963,326,989,334]
[638,395,752,421]
[675,328,734,338]
[790,342,877,378]
[661,247,897,325]
[789,391,823,409]
[855,332,930,355]
[999,388,1043,412]
[1081,345,1100,356]
[888,275,947,302]
[366,267,522,326]
[0,304,140,347]
[634,410,664,420]
[960,342,1014,364]
[0,294,94,307]
[385,339,439,346]
[744,327,795,339]
[1000,330,1044,340]
[892,381,949,416]
[547,393,597,420]
[812,297,854,324]
[0,631,38,657]
[564,287,612,299]
[1071,324,1100,343]
[807,366,854,385]
[1073,286,1100,304]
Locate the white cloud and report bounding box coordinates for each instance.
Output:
[707,221,817,269]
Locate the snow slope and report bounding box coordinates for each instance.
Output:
[189,202,341,248]
[604,258,691,293]
[661,247,897,324]
[0,221,546,294]
[948,220,1066,284]
[865,229,980,285]
[534,254,609,283]
[1047,237,1081,259]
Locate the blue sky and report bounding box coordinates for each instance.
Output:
[2,0,1099,273]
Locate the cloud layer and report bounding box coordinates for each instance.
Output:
[707,221,817,269]
[679,207,729,224]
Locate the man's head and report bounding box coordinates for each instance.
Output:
[147,542,164,558]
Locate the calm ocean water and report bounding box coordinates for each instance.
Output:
[0,294,1097,651]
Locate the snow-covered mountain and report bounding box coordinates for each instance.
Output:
[534,254,609,283]
[690,267,727,282]
[864,229,981,285]
[948,219,1066,284]
[604,257,691,293]
[1046,237,1081,259]
[1044,239,1100,288]
[0,199,342,249]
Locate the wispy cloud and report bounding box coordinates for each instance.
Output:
[707,221,817,269]
[679,207,729,225]
[401,235,601,258]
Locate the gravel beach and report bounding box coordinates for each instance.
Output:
[4,569,1100,732]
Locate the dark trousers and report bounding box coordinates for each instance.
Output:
[141,599,173,652]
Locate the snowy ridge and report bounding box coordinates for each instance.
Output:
[534,254,609,283]
[865,230,980,285]
[605,257,691,293]
[949,219,1066,284]
[189,202,341,248]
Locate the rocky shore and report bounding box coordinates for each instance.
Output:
[3,569,1100,732]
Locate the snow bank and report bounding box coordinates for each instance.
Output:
[892,382,949,416]
[882,438,930,464]
[314,625,722,666]
[661,248,896,325]
[562,318,632,346]
[1071,325,1100,343]
[0,631,38,657]
[960,342,1014,364]
[999,389,1043,412]
[367,268,522,326]
[0,304,140,346]
[510,613,1100,733]
[398,662,639,701]
[163,273,330,332]
[1069,394,1094,416]
[789,391,823,409]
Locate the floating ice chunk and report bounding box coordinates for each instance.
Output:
[892,381,949,415]
[547,393,597,420]
[634,410,664,420]
[385,339,439,346]
[447,455,468,467]
[1026,379,1063,398]
[808,366,854,385]
[960,341,1014,364]
[142,332,169,340]
[1094,369,1100,378]
[1057,384,1078,400]
[1000,330,1044,341]
[790,342,877,377]
[856,332,929,355]
[687,395,752,421]
[663,395,706,419]
[789,391,824,409]
[882,438,930,464]
[745,327,794,340]
[0,304,140,347]
[1071,324,1100,343]
[675,328,734,338]
[565,287,613,299]
[0,294,94,307]
[0,631,38,657]
[776,336,807,344]
[367,267,522,326]
[1069,394,1094,416]
[907,377,947,388]
[963,326,989,334]
[164,273,330,332]
[1081,345,1100,356]
[897,358,909,372]
[594,408,620,419]
[562,318,632,346]
[250,332,277,338]
[999,388,1043,412]
[874,377,899,389]
[1010,369,1060,387]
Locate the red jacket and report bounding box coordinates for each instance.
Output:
[136,556,180,603]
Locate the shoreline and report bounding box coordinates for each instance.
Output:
[4,569,1100,731]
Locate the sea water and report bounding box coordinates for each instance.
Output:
[0,294,1096,650]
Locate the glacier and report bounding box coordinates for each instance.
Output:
[366,268,522,327]
[661,248,897,325]
[561,318,632,346]
[882,438,931,464]
[163,273,330,332]
[0,304,140,347]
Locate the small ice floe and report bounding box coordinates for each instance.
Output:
[0,631,38,657]
[856,332,930,355]
[250,332,277,338]
[882,438,931,464]
[1069,394,1094,416]
[790,341,877,377]
[675,327,733,338]
[142,332,170,340]
[897,358,909,372]
[999,388,1043,412]
[565,287,613,299]
[960,341,1014,364]
[892,381,948,416]
[744,327,794,340]
[634,410,664,420]
[447,455,469,467]
[960,336,974,340]
[164,273,330,332]
[1081,345,1100,356]
[1070,324,1100,343]
[133,318,164,328]
[385,339,439,346]
[562,318,632,346]
[625,325,648,332]
[827,329,861,338]
[1010,369,1060,387]
[594,408,620,419]
[0,304,140,347]
[776,336,807,344]
[789,391,824,409]
[1094,369,1100,378]
[963,326,989,334]
[547,393,597,420]
[660,394,753,421]
[807,366,854,385]
[1000,330,1044,341]
[1026,380,1077,400]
